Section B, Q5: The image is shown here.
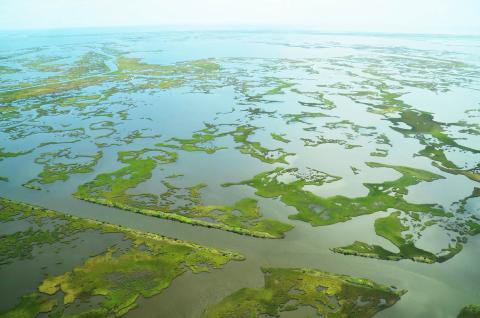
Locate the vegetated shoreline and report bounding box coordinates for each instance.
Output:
[73,194,290,239]
[0,196,245,317]
[202,267,407,318]
[0,196,246,261]
[330,241,463,264]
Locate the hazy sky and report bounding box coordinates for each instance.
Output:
[0,0,479,34]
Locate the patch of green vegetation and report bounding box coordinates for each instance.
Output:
[3,124,85,142]
[0,106,19,122]
[74,148,292,238]
[21,182,42,191]
[90,120,117,139]
[301,136,361,149]
[389,109,479,183]
[376,133,392,146]
[190,198,293,238]
[0,226,71,265]
[332,241,400,261]
[294,90,336,110]
[0,65,19,75]
[370,148,388,157]
[0,75,112,105]
[23,149,103,189]
[159,123,226,154]
[271,133,290,143]
[74,148,178,208]
[0,52,222,106]
[375,212,409,246]
[23,55,65,73]
[466,219,480,235]
[0,147,33,161]
[333,70,479,182]
[113,57,221,93]
[337,78,411,116]
[0,197,115,264]
[0,197,243,317]
[38,242,235,317]
[65,52,110,79]
[433,163,480,183]
[229,125,294,164]
[55,93,107,109]
[120,129,162,145]
[458,305,480,318]
[324,120,376,137]
[351,166,361,175]
[246,78,294,102]
[116,56,220,75]
[0,176,8,182]
[224,162,446,226]
[332,212,463,264]
[283,111,330,124]
[390,110,480,174]
[391,110,469,151]
[159,123,294,164]
[242,107,276,120]
[300,119,379,150]
[0,294,56,318]
[1,52,111,103]
[203,267,405,318]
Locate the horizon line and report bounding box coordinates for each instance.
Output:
[0,24,479,37]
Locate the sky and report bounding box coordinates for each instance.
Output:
[0,0,479,34]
